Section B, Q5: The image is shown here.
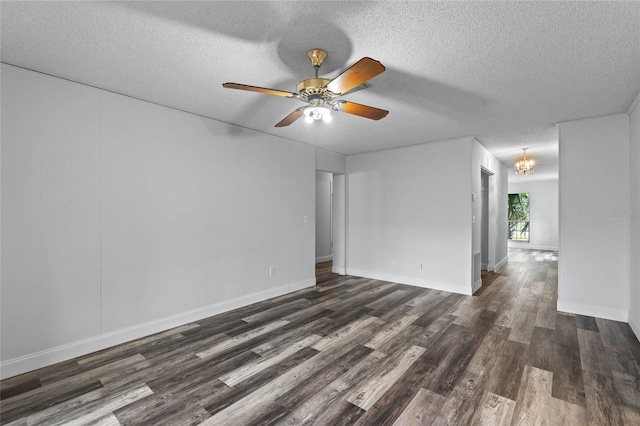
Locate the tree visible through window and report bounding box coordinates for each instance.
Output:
[508,193,530,242]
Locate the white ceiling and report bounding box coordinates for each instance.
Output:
[2,1,639,180]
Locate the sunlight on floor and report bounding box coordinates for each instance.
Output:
[509,248,558,263]
[531,251,559,262]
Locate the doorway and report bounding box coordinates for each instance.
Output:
[315,170,346,282]
[315,171,333,265]
[481,170,490,271]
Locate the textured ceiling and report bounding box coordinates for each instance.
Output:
[2,1,639,180]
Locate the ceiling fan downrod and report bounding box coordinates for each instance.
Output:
[307,48,327,78]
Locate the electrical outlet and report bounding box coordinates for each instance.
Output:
[391,261,397,269]
[269,266,275,276]
[418,263,423,271]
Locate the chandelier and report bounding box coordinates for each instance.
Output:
[515,148,535,175]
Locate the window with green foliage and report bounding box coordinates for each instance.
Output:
[508,193,530,242]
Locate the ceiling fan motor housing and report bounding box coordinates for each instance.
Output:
[296,78,335,103]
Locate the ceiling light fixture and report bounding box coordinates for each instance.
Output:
[223,48,388,127]
[304,106,332,123]
[515,148,535,175]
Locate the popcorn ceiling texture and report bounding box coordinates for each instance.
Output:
[2,1,639,177]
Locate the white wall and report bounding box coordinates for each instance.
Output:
[315,171,332,263]
[316,147,346,174]
[558,114,630,322]
[495,157,509,269]
[347,138,474,295]
[1,65,316,378]
[629,95,640,338]
[2,66,102,366]
[508,179,559,251]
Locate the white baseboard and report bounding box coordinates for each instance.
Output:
[473,279,482,294]
[629,311,640,342]
[346,268,472,296]
[315,255,332,264]
[557,300,628,323]
[0,278,315,380]
[494,256,508,272]
[332,266,346,275]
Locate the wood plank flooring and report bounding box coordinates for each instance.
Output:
[2,249,640,425]
[315,260,338,285]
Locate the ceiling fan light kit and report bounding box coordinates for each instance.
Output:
[223,48,389,127]
[304,106,332,123]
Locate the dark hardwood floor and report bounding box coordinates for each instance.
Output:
[2,249,639,425]
[315,260,338,285]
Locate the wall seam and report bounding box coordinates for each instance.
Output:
[99,94,103,335]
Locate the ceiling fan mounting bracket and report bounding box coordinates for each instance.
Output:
[307,48,327,68]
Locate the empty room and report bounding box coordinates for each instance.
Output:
[1,1,639,425]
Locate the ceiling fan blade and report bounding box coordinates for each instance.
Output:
[325,58,385,95]
[339,101,389,120]
[341,82,372,96]
[223,83,297,98]
[275,107,306,127]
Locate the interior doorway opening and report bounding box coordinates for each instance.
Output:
[481,170,490,271]
[476,165,496,294]
[315,171,333,265]
[315,171,346,283]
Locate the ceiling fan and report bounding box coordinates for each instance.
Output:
[223,49,389,127]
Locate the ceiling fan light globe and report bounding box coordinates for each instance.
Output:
[305,115,313,124]
[322,114,332,123]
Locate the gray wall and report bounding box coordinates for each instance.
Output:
[1,65,316,378]
[558,113,630,322]
[508,180,559,251]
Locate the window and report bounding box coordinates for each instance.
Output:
[508,193,530,242]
